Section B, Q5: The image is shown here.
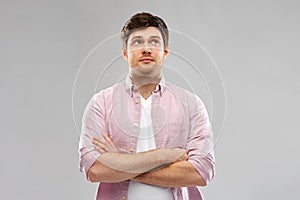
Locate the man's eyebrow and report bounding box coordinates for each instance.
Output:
[150,36,162,40]
[131,36,142,40]
[130,35,162,40]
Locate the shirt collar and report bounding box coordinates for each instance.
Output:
[125,73,166,96]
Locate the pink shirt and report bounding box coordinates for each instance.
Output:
[78,75,215,200]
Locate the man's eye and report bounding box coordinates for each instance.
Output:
[151,39,160,46]
[133,40,142,45]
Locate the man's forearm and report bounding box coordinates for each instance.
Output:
[88,148,185,183]
[97,148,184,173]
[132,161,206,187]
[88,159,141,183]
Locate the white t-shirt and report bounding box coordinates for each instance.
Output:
[127,95,174,200]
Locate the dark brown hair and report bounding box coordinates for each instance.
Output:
[121,12,169,50]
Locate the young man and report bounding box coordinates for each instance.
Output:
[79,12,215,200]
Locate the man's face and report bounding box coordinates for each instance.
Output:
[122,27,168,79]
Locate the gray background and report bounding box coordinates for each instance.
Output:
[1,0,299,199]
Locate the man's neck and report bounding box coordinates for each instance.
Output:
[138,83,157,99]
[130,73,161,100]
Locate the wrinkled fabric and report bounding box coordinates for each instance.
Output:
[78,75,215,200]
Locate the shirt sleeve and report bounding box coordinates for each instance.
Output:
[186,95,215,185]
[78,91,106,180]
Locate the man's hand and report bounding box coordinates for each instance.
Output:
[173,149,188,163]
[92,133,188,165]
[89,133,191,183]
[92,133,118,153]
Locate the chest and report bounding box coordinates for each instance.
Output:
[105,92,190,153]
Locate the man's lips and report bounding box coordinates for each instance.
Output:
[139,57,154,62]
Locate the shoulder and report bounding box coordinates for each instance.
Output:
[93,82,125,100]
[87,82,126,109]
[165,82,206,110]
[165,82,200,101]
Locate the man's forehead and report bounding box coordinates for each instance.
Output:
[128,27,162,40]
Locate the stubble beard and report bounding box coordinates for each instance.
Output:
[130,63,162,89]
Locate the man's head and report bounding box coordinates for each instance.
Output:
[121,12,169,50]
[121,12,169,86]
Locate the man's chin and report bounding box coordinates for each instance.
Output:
[138,63,156,71]
[131,64,159,76]
[130,66,162,87]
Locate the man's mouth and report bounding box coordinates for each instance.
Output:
[139,57,154,63]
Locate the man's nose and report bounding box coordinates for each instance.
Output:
[142,46,152,54]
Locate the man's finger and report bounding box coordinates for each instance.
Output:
[95,146,105,154]
[93,137,110,145]
[101,133,116,150]
[93,137,104,143]
[94,141,110,152]
[101,133,111,142]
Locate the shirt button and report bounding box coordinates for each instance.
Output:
[122,196,126,200]
[134,123,138,127]
[135,99,139,104]
[129,148,134,153]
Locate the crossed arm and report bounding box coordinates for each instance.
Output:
[87,133,206,187]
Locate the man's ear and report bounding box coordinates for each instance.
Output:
[163,48,169,59]
[122,48,128,60]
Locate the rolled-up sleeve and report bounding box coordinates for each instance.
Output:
[78,91,106,180]
[187,95,215,185]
